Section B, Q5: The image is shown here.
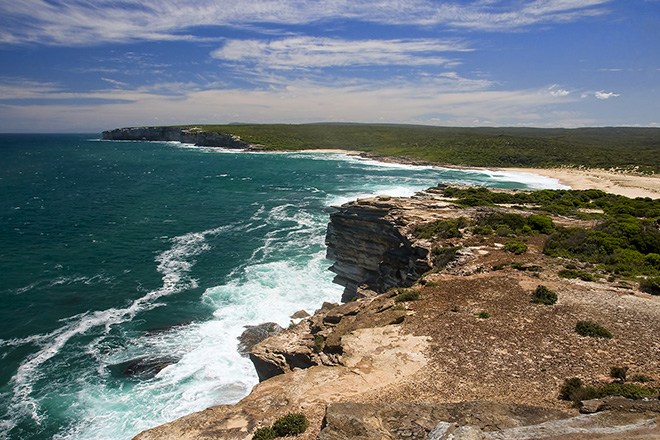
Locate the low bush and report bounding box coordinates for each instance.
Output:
[503,240,528,255]
[559,269,596,281]
[394,289,420,302]
[640,277,660,295]
[252,427,277,440]
[313,335,325,353]
[631,374,654,383]
[473,225,493,235]
[477,311,490,319]
[559,377,656,405]
[575,320,613,339]
[272,413,309,437]
[415,217,469,239]
[532,285,558,305]
[610,366,628,381]
[432,246,460,268]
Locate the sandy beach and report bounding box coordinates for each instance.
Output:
[304,148,660,200]
[503,167,660,199]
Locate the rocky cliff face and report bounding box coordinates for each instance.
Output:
[325,195,437,301]
[102,126,250,149]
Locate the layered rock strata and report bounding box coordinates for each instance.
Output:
[133,187,660,440]
[102,126,251,149]
[325,195,440,301]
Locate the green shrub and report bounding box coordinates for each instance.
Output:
[313,335,325,353]
[640,277,660,295]
[252,426,277,440]
[575,320,613,339]
[415,218,468,239]
[532,285,558,305]
[432,246,460,268]
[597,382,656,399]
[473,225,493,235]
[503,240,528,255]
[394,289,420,302]
[527,214,555,234]
[559,378,587,401]
[610,366,628,381]
[559,377,656,404]
[477,311,490,319]
[631,374,654,383]
[272,413,309,437]
[559,269,596,281]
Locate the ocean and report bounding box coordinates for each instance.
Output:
[0,134,567,439]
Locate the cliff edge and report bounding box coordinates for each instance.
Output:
[134,187,660,440]
[102,126,251,149]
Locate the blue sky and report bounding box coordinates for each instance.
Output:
[0,0,658,132]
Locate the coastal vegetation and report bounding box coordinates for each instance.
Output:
[181,124,660,172]
[575,320,613,339]
[559,377,656,405]
[531,285,558,305]
[434,186,660,279]
[252,413,309,439]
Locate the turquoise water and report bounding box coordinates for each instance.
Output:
[0,134,566,439]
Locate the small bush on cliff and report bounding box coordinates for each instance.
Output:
[272,413,309,437]
[503,240,528,255]
[252,426,277,440]
[432,246,460,268]
[559,377,656,405]
[640,277,660,295]
[415,217,469,239]
[531,285,557,305]
[610,366,628,382]
[313,335,325,353]
[394,289,420,302]
[575,320,613,339]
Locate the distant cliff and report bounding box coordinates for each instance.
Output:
[102,126,251,149]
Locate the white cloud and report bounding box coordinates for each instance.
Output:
[0,0,613,46]
[211,37,471,69]
[595,90,620,99]
[549,84,570,97]
[101,78,129,87]
[0,76,585,132]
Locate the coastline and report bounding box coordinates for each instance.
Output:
[499,166,660,200]
[301,149,660,200]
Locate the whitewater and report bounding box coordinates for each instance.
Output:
[0,134,567,439]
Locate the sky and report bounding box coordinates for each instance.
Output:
[0,0,658,132]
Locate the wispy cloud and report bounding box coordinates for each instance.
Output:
[595,90,620,99]
[0,0,613,46]
[549,84,571,97]
[211,37,471,69]
[0,74,584,132]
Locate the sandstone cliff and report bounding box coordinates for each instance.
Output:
[102,126,251,149]
[134,187,660,440]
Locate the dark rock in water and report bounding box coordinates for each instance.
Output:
[109,356,179,380]
[237,322,283,357]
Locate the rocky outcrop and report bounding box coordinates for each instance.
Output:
[325,195,436,301]
[102,126,251,149]
[248,293,409,381]
[318,401,660,440]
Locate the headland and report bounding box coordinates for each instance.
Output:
[102,125,660,439]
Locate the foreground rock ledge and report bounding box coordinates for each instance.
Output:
[134,188,660,440]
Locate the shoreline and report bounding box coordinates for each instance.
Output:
[300,148,660,199]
